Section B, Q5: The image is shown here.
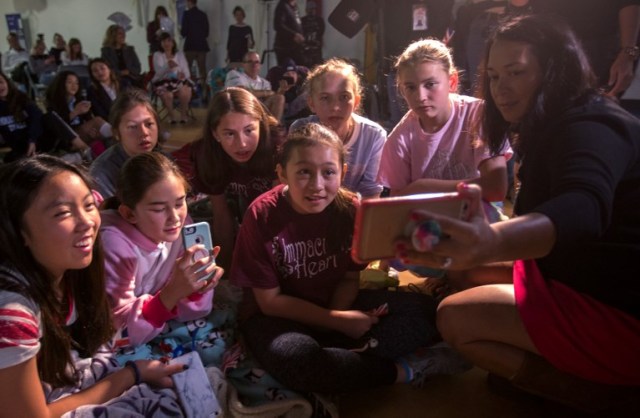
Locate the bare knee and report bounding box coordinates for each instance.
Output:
[436,294,468,349]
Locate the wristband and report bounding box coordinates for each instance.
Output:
[125,360,141,386]
[621,46,640,60]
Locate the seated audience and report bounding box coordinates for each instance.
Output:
[151,32,193,124]
[28,38,57,86]
[45,70,111,154]
[2,32,29,79]
[48,32,66,65]
[101,24,143,88]
[90,88,160,199]
[87,58,121,121]
[290,58,385,198]
[0,71,42,162]
[0,155,186,417]
[60,37,89,66]
[402,14,640,414]
[225,51,286,121]
[268,58,310,123]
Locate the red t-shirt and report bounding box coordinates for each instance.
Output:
[231,184,364,316]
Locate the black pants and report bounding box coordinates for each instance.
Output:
[240,289,439,394]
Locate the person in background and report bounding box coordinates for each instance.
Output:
[0,71,42,162]
[61,37,89,66]
[227,6,255,67]
[101,24,143,88]
[28,38,57,86]
[147,6,172,54]
[2,32,29,78]
[0,155,187,417]
[403,14,640,414]
[300,0,325,69]
[87,58,121,122]
[273,0,305,66]
[89,88,160,199]
[45,70,111,155]
[151,32,194,124]
[181,0,210,101]
[49,32,66,65]
[225,51,286,121]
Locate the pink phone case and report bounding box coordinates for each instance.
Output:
[351,192,469,264]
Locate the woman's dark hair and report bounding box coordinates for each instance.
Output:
[278,123,357,252]
[155,5,169,20]
[158,32,177,55]
[45,70,81,118]
[476,14,598,156]
[195,87,278,190]
[233,6,246,18]
[88,57,120,92]
[113,152,190,210]
[0,155,114,387]
[0,71,30,123]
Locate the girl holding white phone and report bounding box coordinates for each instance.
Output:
[101,152,224,347]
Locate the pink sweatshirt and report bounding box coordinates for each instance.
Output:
[101,210,213,346]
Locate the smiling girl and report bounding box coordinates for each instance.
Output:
[0,155,186,416]
[230,123,467,395]
[101,152,223,347]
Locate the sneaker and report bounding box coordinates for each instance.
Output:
[401,342,472,387]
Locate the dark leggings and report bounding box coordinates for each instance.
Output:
[240,289,439,394]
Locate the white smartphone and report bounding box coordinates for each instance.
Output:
[182,222,215,281]
[351,192,470,264]
[170,351,221,418]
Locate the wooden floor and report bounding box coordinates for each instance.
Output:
[165,106,582,418]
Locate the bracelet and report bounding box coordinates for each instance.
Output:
[621,46,640,60]
[125,360,141,386]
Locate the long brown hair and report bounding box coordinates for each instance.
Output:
[195,87,278,190]
[0,71,31,122]
[278,123,358,252]
[0,155,114,387]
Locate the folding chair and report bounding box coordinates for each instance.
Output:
[23,63,47,105]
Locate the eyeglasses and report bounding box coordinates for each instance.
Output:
[244,60,260,64]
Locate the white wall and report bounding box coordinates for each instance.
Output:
[0,0,366,76]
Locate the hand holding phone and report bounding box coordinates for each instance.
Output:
[182,222,216,282]
[351,192,469,264]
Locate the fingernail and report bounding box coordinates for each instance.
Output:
[459,182,470,191]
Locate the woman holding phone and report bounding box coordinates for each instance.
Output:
[401,14,640,414]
